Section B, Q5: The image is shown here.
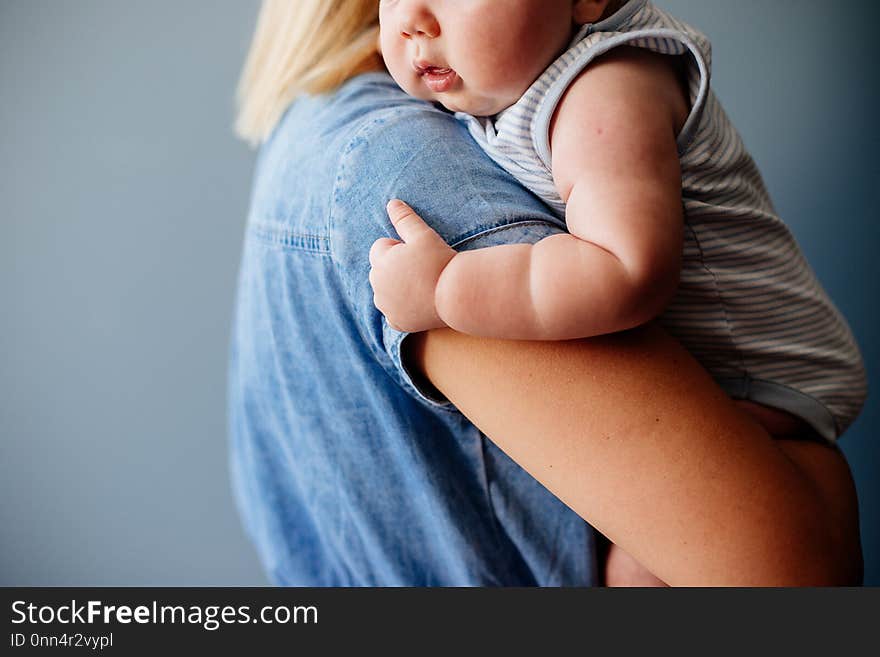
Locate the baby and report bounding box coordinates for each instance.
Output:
[370,0,866,583]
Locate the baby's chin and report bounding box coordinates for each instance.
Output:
[433,93,509,118]
[396,76,508,117]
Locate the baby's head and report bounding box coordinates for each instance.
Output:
[379,0,622,116]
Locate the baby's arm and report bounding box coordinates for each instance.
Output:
[433,47,688,339]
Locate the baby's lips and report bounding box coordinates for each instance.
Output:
[420,68,458,93]
[412,58,452,75]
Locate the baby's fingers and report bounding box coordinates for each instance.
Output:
[387,200,440,244]
[369,237,402,266]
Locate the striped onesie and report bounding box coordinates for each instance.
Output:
[455,0,866,442]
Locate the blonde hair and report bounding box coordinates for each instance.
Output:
[235,0,381,146]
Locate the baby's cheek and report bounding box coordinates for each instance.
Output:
[379,37,404,77]
[385,60,414,94]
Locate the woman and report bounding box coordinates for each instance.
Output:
[228,0,862,586]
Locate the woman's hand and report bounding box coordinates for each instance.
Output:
[368,200,457,332]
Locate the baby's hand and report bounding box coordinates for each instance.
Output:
[368,200,457,333]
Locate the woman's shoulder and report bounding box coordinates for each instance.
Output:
[323,77,564,248]
[270,73,452,158]
[252,71,556,236]
[248,73,464,218]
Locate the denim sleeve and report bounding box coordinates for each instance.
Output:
[330,107,567,408]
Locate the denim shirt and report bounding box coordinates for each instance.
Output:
[227,73,598,586]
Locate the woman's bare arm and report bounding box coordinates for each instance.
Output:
[404,323,862,585]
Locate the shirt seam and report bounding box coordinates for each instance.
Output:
[681,221,748,378]
[247,220,332,255]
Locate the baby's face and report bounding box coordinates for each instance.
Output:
[379,0,576,116]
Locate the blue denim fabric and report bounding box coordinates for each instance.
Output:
[227,72,598,586]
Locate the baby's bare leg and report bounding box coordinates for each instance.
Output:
[602,399,808,586]
[604,542,667,586]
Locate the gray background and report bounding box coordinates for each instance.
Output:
[1,0,877,585]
